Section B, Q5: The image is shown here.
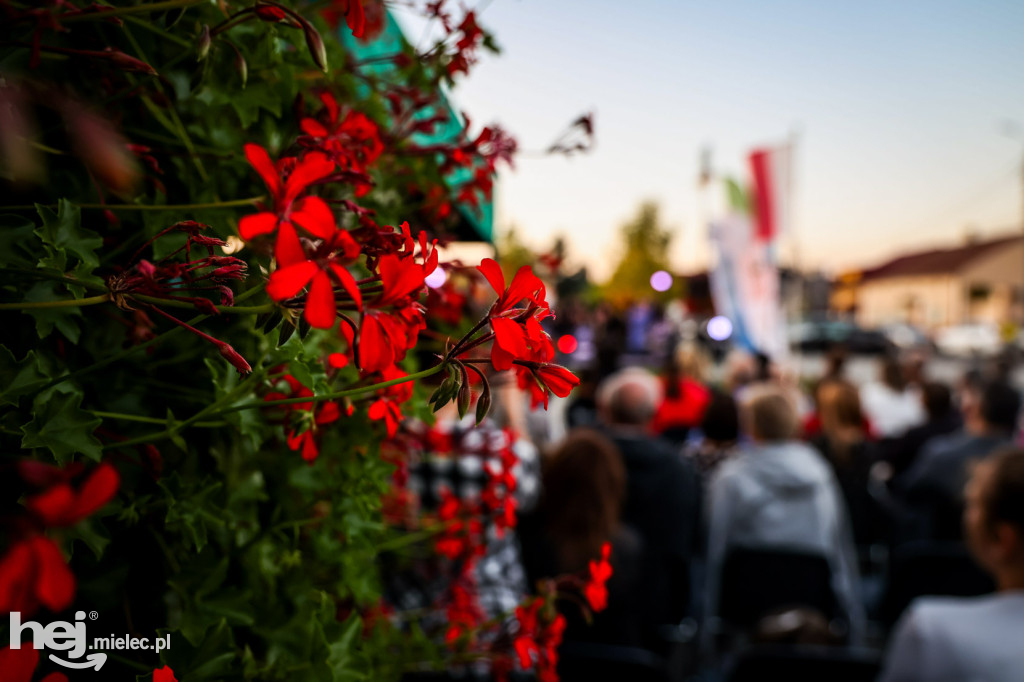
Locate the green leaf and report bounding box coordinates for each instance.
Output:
[0,345,50,406]
[0,214,39,267]
[21,390,103,463]
[34,200,102,268]
[23,280,83,343]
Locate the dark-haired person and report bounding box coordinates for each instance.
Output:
[596,368,702,643]
[519,429,644,646]
[683,390,740,484]
[705,385,864,642]
[880,448,1024,682]
[896,381,1021,541]
[881,382,962,477]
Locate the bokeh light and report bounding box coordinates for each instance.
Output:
[424,267,447,289]
[707,316,733,341]
[649,270,673,292]
[557,334,578,354]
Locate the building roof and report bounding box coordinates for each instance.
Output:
[860,234,1022,281]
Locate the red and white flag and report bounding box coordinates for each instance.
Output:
[748,144,793,244]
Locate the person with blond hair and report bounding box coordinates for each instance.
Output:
[705,385,864,641]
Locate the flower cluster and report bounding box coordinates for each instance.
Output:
[0,462,119,617]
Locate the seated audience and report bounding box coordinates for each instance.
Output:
[810,380,881,548]
[596,368,702,641]
[518,429,645,646]
[861,356,926,439]
[683,390,740,484]
[896,380,1021,541]
[879,447,1024,682]
[705,385,863,640]
[651,343,712,444]
[881,382,962,477]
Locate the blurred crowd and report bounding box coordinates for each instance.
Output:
[438,299,1024,681]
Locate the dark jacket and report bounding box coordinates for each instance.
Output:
[608,431,701,633]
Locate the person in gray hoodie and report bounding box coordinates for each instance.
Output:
[704,384,864,644]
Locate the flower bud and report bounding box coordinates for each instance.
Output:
[197,24,212,61]
[216,341,252,375]
[100,48,158,75]
[301,20,329,73]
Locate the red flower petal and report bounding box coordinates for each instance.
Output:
[491,317,528,358]
[504,265,544,311]
[153,665,179,682]
[238,212,279,240]
[330,263,363,310]
[0,541,34,613]
[31,537,75,612]
[40,673,70,682]
[274,221,307,267]
[477,258,505,299]
[328,352,349,369]
[26,484,75,527]
[244,144,281,199]
[319,91,340,125]
[70,463,120,522]
[290,195,336,239]
[316,401,342,425]
[300,118,329,137]
[304,270,337,329]
[282,152,334,206]
[377,255,425,306]
[0,645,39,682]
[267,260,319,301]
[359,314,394,373]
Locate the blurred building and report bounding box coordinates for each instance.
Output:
[834,233,1024,329]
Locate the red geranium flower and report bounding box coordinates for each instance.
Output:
[0,536,75,615]
[265,228,363,329]
[238,144,336,264]
[25,463,120,527]
[477,258,545,315]
[583,542,613,612]
[321,0,366,37]
[153,666,178,682]
[299,93,383,197]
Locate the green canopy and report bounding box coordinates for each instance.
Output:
[338,13,494,243]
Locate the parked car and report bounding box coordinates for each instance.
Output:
[788,320,893,355]
[880,323,933,351]
[934,324,1002,357]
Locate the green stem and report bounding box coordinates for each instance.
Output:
[216,363,446,416]
[122,14,193,48]
[372,522,450,553]
[61,0,206,23]
[0,197,263,211]
[0,293,109,310]
[0,268,108,292]
[28,285,265,394]
[89,411,225,427]
[130,294,275,314]
[104,369,266,451]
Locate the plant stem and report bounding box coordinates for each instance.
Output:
[61,0,207,24]
[1,197,263,211]
[130,294,275,314]
[0,293,109,310]
[28,285,265,394]
[89,411,225,427]
[217,363,446,415]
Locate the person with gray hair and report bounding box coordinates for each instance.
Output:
[704,384,864,645]
[595,368,701,647]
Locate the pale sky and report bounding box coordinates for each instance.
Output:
[395,0,1024,281]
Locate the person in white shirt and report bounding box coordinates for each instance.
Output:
[860,356,926,439]
[880,446,1024,682]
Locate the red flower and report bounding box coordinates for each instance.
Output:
[299,93,383,197]
[583,542,613,612]
[25,463,120,527]
[321,0,366,37]
[536,364,579,399]
[265,375,344,462]
[477,258,546,315]
[0,646,37,682]
[153,666,178,682]
[0,536,75,615]
[368,398,402,438]
[265,229,363,329]
[238,144,336,264]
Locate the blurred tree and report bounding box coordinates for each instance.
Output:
[495,225,538,278]
[601,201,678,307]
